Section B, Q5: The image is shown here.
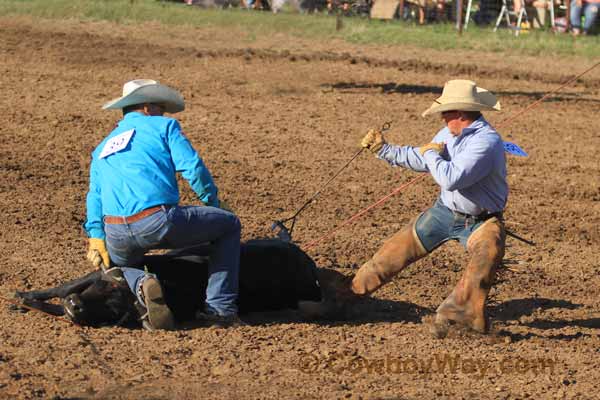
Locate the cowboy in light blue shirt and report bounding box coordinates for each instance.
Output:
[337,80,507,338]
[84,79,242,330]
[378,116,508,216]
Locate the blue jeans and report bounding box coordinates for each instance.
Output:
[415,199,495,252]
[104,205,241,316]
[571,2,599,33]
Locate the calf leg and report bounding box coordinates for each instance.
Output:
[15,271,102,301]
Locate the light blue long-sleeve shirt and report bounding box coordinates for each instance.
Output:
[377,117,508,215]
[84,112,219,239]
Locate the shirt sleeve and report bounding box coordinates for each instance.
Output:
[166,120,219,207]
[422,137,495,191]
[376,143,430,172]
[84,156,105,239]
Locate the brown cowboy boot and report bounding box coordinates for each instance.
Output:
[299,219,428,320]
[351,219,428,296]
[431,218,505,338]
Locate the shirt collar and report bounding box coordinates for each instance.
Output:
[122,111,146,121]
[459,116,487,137]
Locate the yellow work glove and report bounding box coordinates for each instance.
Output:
[419,142,445,156]
[87,238,110,269]
[360,129,386,154]
[219,199,234,214]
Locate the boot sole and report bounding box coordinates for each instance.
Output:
[430,315,450,339]
[143,279,175,331]
[195,311,246,328]
[430,313,489,339]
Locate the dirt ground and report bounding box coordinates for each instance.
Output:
[1,15,599,399]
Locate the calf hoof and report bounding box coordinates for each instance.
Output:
[9,293,28,313]
[142,278,175,331]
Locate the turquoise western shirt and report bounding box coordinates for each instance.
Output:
[84,112,219,239]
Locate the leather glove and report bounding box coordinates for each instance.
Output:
[419,142,445,156]
[360,129,386,154]
[87,238,110,269]
[219,199,234,214]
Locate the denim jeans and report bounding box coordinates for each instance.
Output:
[414,199,494,252]
[570,2,599,32]
[104,205,241,316]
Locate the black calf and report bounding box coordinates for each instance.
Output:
[14,239,321,327]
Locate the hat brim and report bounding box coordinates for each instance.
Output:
[102,84,185,113]
[421,101,499,117]
[421,87,500,117]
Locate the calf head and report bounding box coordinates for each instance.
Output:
[62,279,138,327]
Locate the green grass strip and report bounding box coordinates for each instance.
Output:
[1,0,599,58]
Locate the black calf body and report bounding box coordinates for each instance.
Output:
[15,239,321,327]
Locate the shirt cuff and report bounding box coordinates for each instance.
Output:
[376,143,389,159]
[87,228,105,240]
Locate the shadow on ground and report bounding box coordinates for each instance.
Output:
[489,297,597,342]
[324,82,600,104]
[490,297,582,321]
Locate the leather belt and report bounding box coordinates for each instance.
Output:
[104,205,165,225]
[453,209,503,222]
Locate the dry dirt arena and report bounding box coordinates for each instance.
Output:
[1,15,599,400]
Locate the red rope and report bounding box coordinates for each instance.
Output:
[495,60,600,129]
[304,174,428,250]
[304,60,600,251]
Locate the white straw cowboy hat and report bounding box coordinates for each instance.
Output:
[421,79,500,117]
[102,79,185,113]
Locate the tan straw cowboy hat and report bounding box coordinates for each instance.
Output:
[422,79,500,117]
[102,79,185,113]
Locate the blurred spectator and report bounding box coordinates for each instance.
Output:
[529,0,554,28]
[513,0,558,28]
[473,0,502,25]
[570,0,600,34]
[411,0,451,24]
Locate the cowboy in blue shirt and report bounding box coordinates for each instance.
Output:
[341,80,506,337]
[84,79,242,330]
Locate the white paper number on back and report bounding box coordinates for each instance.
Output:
[99,129,135,159]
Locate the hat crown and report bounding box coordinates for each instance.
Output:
[439,79,478,102]
[421,79,499,117]
[103,79,185,113]
[122,79,158,97]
